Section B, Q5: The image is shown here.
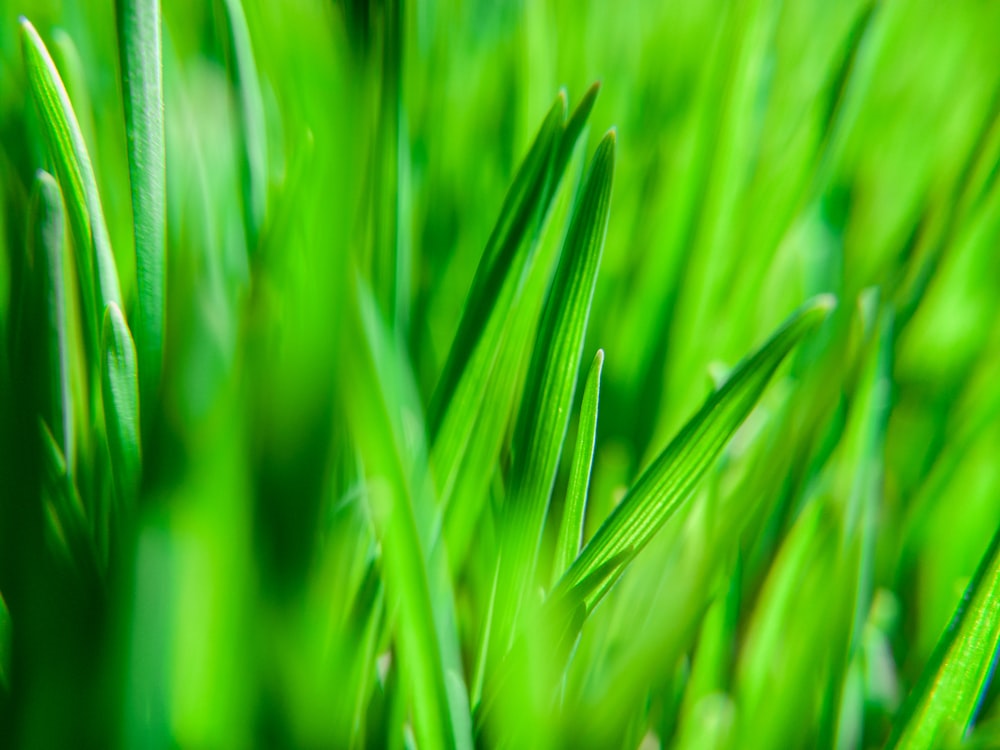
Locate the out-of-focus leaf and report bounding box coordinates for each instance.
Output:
[886,524,1000,750]
[117,0,166,406]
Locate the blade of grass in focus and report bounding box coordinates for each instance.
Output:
[0,592,9,692]
[430,87,597,512]
[20,18,123,362]
[886,524,1000,750]
[553,348,604,585]
[490,130,615,669]
[117,0,166,408]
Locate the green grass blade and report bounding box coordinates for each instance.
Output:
[430,89,598,510]
[30,170,74,476]
[428,91,566,439]
[553,348,604,585]
[20,17,123,363]
[117,0,166,406]
[551,295,836,614]
[493,130,614,653]
[886,524,1000,750]
[101,302,141,508]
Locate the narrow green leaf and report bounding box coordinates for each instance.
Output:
[430,88,599,512]
[117,0,166,406]
[30,170,74,476]
[551,295,836,615]
[101,302,141,507]
[886,524,1000,750]
[429,90,566,439]
[20,17,123,362]
[553,348,604,585]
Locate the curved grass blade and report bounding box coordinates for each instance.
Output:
[886,524,1000,750]
[551,294,836,616]
[117,0,166,406]
[101,302,141,508]
[553,348,604,585]
[30,171,74,476]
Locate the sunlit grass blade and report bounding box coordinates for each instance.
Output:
[117,0,166,407]
[20,17,123,361]
[553,348,604,585]
[101,302,141,508]
[30,171,74,475]
[886,524,1000,750]
[551,294,836,615]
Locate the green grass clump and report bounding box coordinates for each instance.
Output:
[2,1,1000,748]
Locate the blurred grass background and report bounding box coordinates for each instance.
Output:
[2,0,1000,747]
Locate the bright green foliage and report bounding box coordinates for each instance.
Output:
[4,2,1000,748]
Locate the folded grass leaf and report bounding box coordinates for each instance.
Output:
[553,348,604,585]
[20,18,123,361]
[117,0,166,406]
[101,302,141,508]
[886,523,1000,750]
[551,294,836,617]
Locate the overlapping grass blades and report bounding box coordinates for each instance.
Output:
[490,129,615,665]
[429,86,599,513]
[116,0,165,408]
[20,18,122,361]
